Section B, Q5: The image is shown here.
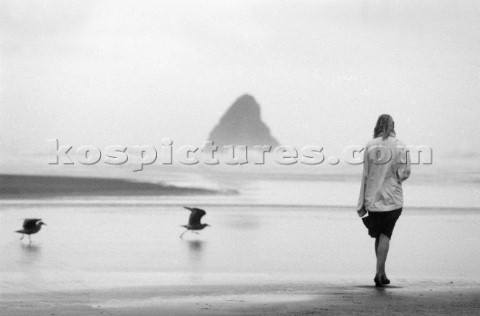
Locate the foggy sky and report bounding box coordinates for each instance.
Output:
[1,0,479,163]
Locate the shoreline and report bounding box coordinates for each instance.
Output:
[0,199,478,212]
[0,174,228,198]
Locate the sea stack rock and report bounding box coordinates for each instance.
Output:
[208,94,279,148]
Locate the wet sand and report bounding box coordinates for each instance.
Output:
[2,281,479,315]
[1,203,479,315]
[0,174,223,198]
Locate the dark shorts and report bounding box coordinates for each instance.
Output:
[362,208,402,239]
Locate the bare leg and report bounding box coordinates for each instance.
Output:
[376,234,390,280]
[180,229,189,239]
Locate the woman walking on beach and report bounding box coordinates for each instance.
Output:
[357,114,411,287]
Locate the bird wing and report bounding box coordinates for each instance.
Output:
[186,208,206,226]
[23,218,41,230]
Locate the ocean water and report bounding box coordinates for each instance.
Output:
[1,202,479,294]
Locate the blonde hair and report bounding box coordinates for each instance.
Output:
[373,114,395,140]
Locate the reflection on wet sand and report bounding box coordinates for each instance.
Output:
[182,239,206,283]
[21,243,41,252]
[18,243,42,271]
[185,240,204,263]
[188,240,203,253]
[183,239,205,278]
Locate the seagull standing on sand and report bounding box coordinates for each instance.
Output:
[16,219,46,243]
[180,207,210,238]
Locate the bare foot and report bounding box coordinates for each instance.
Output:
[374,275,384,287]
[382,275,391,285]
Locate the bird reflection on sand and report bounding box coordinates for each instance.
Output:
[184,239,205,263]
[183,239,206,285]
[19,243,42,268]
[188,240,203,252]
[21,243,41,252]
[182,238,206,278]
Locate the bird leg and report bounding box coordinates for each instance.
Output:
[20,234,24,240]
[29,235,32,243]
[180,229,189,239]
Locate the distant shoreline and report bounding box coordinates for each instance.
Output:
[0,174,229,199]
[0,198,478,212]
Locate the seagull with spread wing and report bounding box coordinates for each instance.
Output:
[180,207,210,238]
[16,218,47,243]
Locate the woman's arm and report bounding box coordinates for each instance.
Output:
[357,145,370,217]
[396,141,411,182]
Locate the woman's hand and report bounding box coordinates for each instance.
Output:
[357,207,367,217]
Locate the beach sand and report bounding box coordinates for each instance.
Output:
[1,203,479,315]
[2,281,479,315]
[0,174,224,198]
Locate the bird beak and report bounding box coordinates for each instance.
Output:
[183,207,193,211]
